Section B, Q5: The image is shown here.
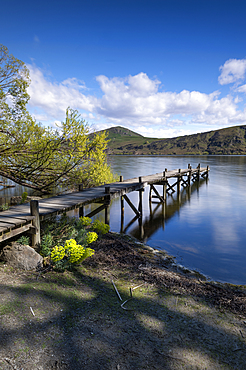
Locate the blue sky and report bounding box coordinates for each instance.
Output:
[2,0,246,137]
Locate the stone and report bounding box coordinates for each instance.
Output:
[0,242,43,270]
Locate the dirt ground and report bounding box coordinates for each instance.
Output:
[0,232,246,370]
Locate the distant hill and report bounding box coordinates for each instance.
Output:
[94,126,159,150]
[99,125,246,155]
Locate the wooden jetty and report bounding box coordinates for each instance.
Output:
[129,176,208,241]
[0,164,209,247]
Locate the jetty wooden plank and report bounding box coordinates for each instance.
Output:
[0,164,209,245]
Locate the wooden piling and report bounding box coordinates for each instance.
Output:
[105,186,110,195]
[163,171,167,201]
[120,176,124,231]
[79,206,84,218]
[105,204,110,225]
[30,200,40,248]
[177,169,182,194]
[149,184,152,202]
[188,165,192,186]
[138,177,143,215]
[197,163,201,181]
[78,184,84,217]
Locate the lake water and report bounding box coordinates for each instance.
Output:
[107,155,246,285]
[1,155,246,285]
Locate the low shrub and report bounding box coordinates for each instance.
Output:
[40,215,109,271]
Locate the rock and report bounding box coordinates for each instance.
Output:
[0,242,43,270]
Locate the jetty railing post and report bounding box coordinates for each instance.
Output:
[138,177,143,215]
[120,176,124,232]
[30,200,40,249]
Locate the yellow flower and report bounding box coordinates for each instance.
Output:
[64,239,77,252]
[50,245,65,262]
[77,247,95,263]
[68,244,85,264]
[86,232,98,244]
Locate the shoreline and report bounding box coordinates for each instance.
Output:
[109,231,246,290]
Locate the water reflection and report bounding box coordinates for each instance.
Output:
[128,178,207,242]
[0,176,35,205]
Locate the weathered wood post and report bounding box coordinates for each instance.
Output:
[149,184,152,202]
[120,176,124,232]
[105,205,110,225]
[205,165,209,184]
[197,163,201,181]
[30,200,40,249]
[163,170,167,201]
[188,164,192,186]
[149,200,153,219]
[177,169,181,194]
[78,184,84,217]
[138,177,143,215]
[105,186,110,224]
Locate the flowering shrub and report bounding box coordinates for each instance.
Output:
[49,238,95,269]
[77,247,95,263]
[40,215,109,271]
[86,232,98,244]
[50,245,65,262]
[79,216,92,226]
[91,219,110,234]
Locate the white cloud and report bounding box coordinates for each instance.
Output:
[27,64,97,121]
[27,65,246,137]
[236,84,246,93]
[218,58,246,85]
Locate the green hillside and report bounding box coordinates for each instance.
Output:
[100,125,246,155]
[95,126,159,150]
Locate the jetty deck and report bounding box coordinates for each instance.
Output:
[0,165,209,246]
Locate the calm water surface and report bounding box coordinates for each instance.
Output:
[107,155,246,285]
[1,155,246,284]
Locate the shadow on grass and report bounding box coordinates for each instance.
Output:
[0,265,246,370]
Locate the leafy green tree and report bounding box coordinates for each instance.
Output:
[0,44,116,193]
[0,44,30,125]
